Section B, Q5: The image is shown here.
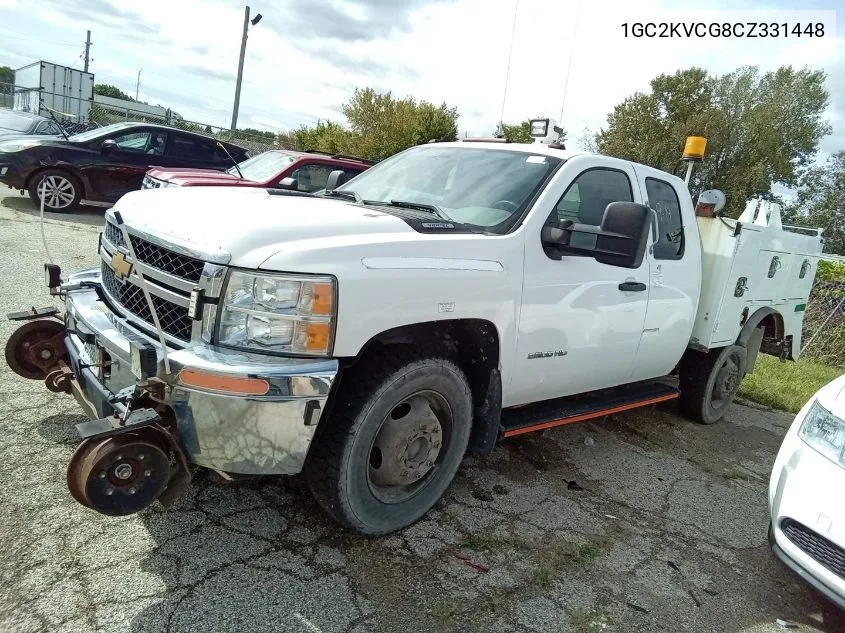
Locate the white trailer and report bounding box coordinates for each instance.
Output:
[13,61,94,123]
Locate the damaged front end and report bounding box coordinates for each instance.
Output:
[6,220,337,517]
[7,292,191,516]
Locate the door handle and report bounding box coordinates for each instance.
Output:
[618,281,647,292]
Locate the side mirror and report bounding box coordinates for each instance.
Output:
[325,169,349,190]
[277,177,298,191]
[101,139,117,154]
[542,201,652,269]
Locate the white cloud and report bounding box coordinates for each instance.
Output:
[0,0,841,160]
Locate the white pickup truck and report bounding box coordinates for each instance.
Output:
[5,128,824,535]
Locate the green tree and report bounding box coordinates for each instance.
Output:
[342,87,458,160]
[0,65,12,85]
[94,84,134,101]
[279,120,357,155]
[500,121,532,143]
[593,66,830,217]
[784,150,845,254]
[236,127,275,142]
[278,87,459,161]
[500,120,567,144]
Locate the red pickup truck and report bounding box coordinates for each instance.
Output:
[142,149,374,192]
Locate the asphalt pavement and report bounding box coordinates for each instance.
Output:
[1,190,843,633]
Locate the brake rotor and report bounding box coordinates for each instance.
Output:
[5,320,67,380]
[66,432,171,516]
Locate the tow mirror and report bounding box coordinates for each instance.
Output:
[101,139,117,154]
[277,177,298,190]
[542,202,652,269]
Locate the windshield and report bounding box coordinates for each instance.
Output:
[68,122,136,142]
[338,145,561,233]
[229,150,297,181]
[0,112,35,133]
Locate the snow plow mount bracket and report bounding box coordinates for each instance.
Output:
[75,407,162,441]
[7,306,60,321]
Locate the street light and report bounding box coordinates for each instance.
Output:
[231,5,261,131]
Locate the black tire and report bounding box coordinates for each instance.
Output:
[28,169,83,213]
[304,349,473,536]
[679,344,747,424]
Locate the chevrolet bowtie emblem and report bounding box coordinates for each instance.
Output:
[111,251,133,281]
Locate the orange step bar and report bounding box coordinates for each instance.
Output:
[502,392,679,438]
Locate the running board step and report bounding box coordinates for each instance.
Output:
[501,381,679,438]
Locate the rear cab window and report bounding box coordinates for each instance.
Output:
[645,177,684,260]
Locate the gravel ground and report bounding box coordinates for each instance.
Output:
[1,191,844,633]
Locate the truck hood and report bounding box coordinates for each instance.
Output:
[146,167,254,187]
[111,186,417,268]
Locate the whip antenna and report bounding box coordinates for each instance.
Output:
[499,0,520,129]
[558,0,582,123]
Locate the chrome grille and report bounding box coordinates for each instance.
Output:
[104,221,124,247]
[101,262,193,342]
[104,221,204,282]
[781,518,845,580]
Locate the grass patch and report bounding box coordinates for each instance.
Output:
[739,354,841,413]
[576,543,601,562]
[534,566,553,587]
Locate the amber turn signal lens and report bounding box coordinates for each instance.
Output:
[311,283,334,315]
[178,368,270,395]
[306,322,331,353]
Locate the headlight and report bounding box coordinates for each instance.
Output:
[217,270,335,355]
[799,400,845,468]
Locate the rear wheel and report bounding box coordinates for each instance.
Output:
[304,350,472,535]
[28,169,82,212]
[679,344,747,424]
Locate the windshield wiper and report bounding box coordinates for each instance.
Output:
[387,199,451,220]
[322,189,362,203]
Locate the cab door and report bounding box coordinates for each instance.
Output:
[628,167,700,381]
[510,157,650,407]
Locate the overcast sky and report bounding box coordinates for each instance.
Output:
[0,0,842,157]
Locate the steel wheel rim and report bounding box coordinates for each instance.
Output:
[40,175,75,209]
[367,389,453,505]
[710,353,741,409]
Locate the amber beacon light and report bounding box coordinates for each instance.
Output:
[682,135,707,185]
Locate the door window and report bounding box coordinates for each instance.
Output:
[645,177,684,260]
[169,135,217,161]
[554,168,634,225]
[289,163,336,192]
[552,168,634,251]
[112,131,151,153]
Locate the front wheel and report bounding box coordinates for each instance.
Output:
[28,169,82,212]
[679,344,747,424]
[304,351,472,535]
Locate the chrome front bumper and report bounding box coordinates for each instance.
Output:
[63,269,338,475]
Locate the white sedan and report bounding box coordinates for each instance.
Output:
[769,374,845,610]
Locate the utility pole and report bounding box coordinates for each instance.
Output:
[83,30,92,73]
[135,69,142,101]
[230,6,250,131]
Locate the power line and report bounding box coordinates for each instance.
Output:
[0,31,81,48]
[499,0,520,127]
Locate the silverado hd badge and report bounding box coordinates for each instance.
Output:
[527,350,568,359]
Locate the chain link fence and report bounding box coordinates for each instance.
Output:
[0,82,276,154]
[801,279,845,367]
